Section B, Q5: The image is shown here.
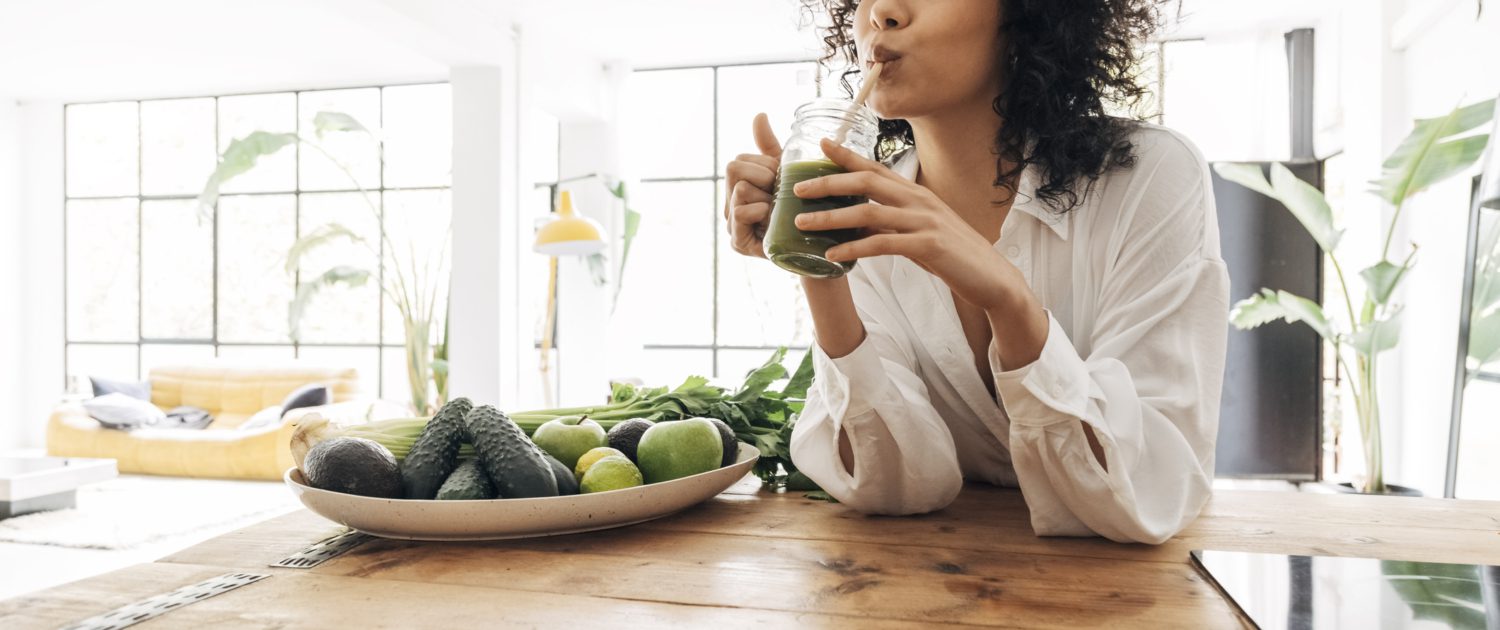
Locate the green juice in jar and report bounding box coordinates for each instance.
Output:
[764,158,864,277]
[761,99,879,278]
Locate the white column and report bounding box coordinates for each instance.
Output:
[448,58,521,406]
[17,102,65,449]
[0,97,21,452]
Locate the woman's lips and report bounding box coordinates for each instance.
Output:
[869,44,904,65]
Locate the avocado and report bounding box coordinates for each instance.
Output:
[304,437,403,498]
[465,405,559,498]
[399,397,473,499]
[435,458,497,500]
[706,417,739,467]
[544,452,580,495]
[606,418,655,463]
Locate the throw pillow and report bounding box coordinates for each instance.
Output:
[90,376,150,401]
[83,393,166,430]
[239,405,286,432]
[281,383,331,417]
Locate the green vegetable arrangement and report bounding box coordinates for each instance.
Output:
[290,348,817,488]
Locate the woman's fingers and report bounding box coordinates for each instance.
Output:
[794,169,918,206]
[734,152,779,171]
[795,202,926,233]
[753,113,783,159]
[722,154,776,231]
[826,233,936,263]
[730,201,771,258]
[726,159,776,193]
[817,138,901,179]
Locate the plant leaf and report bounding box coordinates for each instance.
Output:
[781,350,815,401]
[313,111,368,139]
[1269,163,1343,252]
[1380,560,1486,629]
[612,205,642,311]
[1359,260,1409,306]
[1351,310,1403,357]
[1230,288,1333,341]
[586,252,608,287]
[285,223,367,275]
[1373,98,1495,206]
[733,347,790,403]
[289,266,372,342]
[1214,162,1343,251]
[1213,162,1277,199]
[198,131,298,220]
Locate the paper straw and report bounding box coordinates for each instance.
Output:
[833,62,883,146]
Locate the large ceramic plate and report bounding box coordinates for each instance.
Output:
[285,443,759,541]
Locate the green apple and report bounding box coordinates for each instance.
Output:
[580,455,644,494]
[531,416,607,470]
[636,418,724,484]
[574,446,627,481]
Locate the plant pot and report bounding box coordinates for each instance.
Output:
[1330,482,1424,497]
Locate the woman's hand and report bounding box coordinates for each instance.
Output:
[723,114,784,259]
[793,138,1020,311]
[794,138,1049,370]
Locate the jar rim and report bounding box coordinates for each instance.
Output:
[793,98,880,129]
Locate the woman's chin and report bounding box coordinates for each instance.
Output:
[868,95,922,123]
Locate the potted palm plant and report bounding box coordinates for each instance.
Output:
[198,112,450,415]
[1216,98,1494,494]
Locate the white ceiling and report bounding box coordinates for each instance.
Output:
[0,0,454,102]
[0,0,1345,103]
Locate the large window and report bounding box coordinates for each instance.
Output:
[621,62,822,385]
[63,84,452,402]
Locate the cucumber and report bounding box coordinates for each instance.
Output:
[544,452,579,496]
[435,458,497,500]
[465,405,559,498]
[399,397,473,499]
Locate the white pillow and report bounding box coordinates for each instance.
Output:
[238,405,287,432]
[83,393,166,430]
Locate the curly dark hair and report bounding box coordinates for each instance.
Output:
[803,0,1166,213]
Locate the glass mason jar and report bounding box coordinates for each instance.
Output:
[762,99,880,278]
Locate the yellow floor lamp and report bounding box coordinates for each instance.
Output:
[533,189,606,407]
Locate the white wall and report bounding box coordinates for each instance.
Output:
[0,97,22,451]
[1389,1,1500,493]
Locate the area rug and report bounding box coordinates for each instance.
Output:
[0,476,299,550]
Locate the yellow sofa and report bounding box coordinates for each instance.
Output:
[47,363,403,481]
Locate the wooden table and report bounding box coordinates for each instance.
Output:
[4,477,1499,629]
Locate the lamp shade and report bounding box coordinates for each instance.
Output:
[534,190,606,256]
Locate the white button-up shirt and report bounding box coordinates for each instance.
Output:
[789,123,1230,544]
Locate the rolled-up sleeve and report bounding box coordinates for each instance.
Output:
[790,269,965,516]
[996,145,1230,544]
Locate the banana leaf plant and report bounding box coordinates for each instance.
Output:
[197,112,451,415]
[1467,214,1500,378]
[1215,98,1495,494]
[582,179,643,314]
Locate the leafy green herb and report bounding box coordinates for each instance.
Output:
[508,347,815,487]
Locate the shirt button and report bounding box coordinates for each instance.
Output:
[1005,245,1021,260]
[1051,383,1064,398]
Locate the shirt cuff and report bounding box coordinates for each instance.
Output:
[991,312,1090,426]
[811,331,895,422]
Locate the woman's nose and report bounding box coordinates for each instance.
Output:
[867,0,908,31]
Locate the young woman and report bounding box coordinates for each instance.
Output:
[723,0,1228,544]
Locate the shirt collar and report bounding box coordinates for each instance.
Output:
[888,149,1071,241]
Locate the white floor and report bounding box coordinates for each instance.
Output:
[0,473,297,602]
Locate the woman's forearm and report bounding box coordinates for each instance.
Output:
[802,276,865,358]
[982,267,1049,372]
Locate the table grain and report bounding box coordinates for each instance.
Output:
[5,476,1498,629]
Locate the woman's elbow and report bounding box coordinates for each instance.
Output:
[830,464,964,516]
